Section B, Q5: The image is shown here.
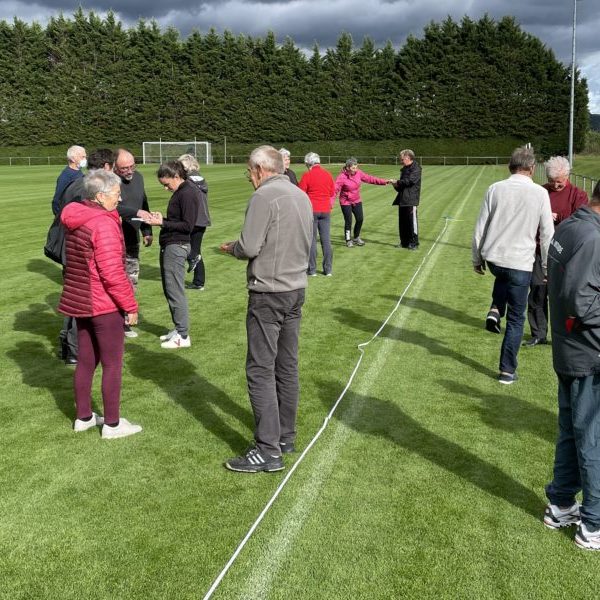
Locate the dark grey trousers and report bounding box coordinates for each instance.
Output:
[546,373,600,530]
[309,212,333,275]
[246,289,305,457]
[160,243,190,336]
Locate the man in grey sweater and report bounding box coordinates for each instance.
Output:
[472,146,553,384]
[221,145,313,472]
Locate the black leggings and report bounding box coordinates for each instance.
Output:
[340,203,364,240]
[188,226,206,286]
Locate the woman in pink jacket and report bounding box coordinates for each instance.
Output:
[59,170,142,439]
[334,157,394,247]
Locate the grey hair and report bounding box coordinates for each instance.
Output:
[509,146,536,173]
[399,149,415,160]
[84,169,121,200]
[304,152,321,167]
[345,157,358,169]
[279,148,291,158]
[178,153,200,173]
[248,145,284,174]
[67,145,86,161]
[545,156,571,180]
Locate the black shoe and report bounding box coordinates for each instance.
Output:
[186,283,204,290]
[498,372,518,385]
[523,337,548,347]
[485,311,501,334]
[225,446,284,473]
[65,354,78,366]
[407,245,418,251]
[280,441,296,454]
[187,256,200,273]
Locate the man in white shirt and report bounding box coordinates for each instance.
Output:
[472,146,553,384]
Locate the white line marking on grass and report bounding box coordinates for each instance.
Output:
[203,167,486,600]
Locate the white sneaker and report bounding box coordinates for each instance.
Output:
[74,412,104,432]
[159,329,177,341]
[161,333,191,349]
[543,502,580,529]
[124,325,138,338]
[102,418,142,439]
[575,523,600,550]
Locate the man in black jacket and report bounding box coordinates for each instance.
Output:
[114,149,153,337]
[392,149,422,250]
[544,182,600,550]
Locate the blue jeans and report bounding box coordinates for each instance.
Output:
[309,212,333,275]
[546,374,600,531]
[487,263,531,374]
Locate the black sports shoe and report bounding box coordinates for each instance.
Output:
[485,310,501,333]
[225,446,284,473]
[280,441,296,454]
[187,255,201,273]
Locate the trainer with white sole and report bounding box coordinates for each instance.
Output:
[58,170,142,435]
[145,161,200,350]
[545,181,600,549]
[221,146,313,473]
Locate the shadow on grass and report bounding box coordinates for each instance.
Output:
[8,340,75,421]
[27,258,63,286]
[439,379,557,445]
[380,296,482,330]
[333,307,497,379]
[317,379,542,519]
[13,298,61,348]
[126,343,252,451]
[138,262,162,282]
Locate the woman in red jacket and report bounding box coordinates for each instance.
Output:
[59,170,142,439]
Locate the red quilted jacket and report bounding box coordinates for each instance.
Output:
[58,200,138,318]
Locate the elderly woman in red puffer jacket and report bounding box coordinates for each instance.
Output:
[59,169,142,439]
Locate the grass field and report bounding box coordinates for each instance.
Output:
[2,163,600,599]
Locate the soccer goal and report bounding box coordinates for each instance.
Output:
[142,140,212,165]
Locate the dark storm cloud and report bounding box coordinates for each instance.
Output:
[2,0,599,109]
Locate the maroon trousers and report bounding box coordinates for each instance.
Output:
[74,312,125,424]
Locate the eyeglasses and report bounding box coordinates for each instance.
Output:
[244,169,253,182]
[116,164,136,172]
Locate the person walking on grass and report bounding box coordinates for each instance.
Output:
[146,161,199,349]
[334,157,394,247]
[298,152,335,276]
[220,146,312,473]
[544,181,600,550]
[178,153,211,291]
[523,156,588,347]
[472,146,553,385]
[59,170,142,439]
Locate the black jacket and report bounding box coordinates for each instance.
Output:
[188,174,211,227]
[548,206,600,376]
[159,179,200,248]
[392,161,422,207]
[117,171,152,252]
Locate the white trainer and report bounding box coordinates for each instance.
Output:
[74,412,104,432]
[102,418,143,439]
[161,333,191,349]
[159,329,177,341]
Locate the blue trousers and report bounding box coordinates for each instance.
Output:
[546,374,600,531]
[487,263,531,374]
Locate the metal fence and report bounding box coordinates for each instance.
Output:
[213,155,513,166]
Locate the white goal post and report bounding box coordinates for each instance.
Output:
[142,140,212,165]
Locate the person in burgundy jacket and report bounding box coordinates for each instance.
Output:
[59,170,142,439]
[524,155,589,347]
[334,157,394,247]
[299,152,335,276]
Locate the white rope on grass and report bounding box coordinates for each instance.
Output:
[203,217,454,600]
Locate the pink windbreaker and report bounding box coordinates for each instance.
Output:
[335,169,388,206]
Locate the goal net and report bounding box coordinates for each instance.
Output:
[142,141,212,165]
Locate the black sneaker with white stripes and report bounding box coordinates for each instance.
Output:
[225,446,284,473]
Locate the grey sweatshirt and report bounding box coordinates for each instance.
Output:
[472,174,554,272]
[233,174,313,292]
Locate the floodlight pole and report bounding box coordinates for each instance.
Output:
[568,0,579,168]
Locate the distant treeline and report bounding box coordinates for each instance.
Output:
[0,10,588,154]
[590,114,600,132]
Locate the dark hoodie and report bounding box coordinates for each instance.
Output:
[188,173,211,227]
[548,205,600,376]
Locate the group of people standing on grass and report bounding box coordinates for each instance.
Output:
[472,145,600,550]
[47,143,421,468]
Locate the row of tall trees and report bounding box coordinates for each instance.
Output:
[0,10,588,153]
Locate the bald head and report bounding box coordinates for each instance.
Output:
[114,148,136,181]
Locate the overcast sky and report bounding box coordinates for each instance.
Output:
[2,0,598,113]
